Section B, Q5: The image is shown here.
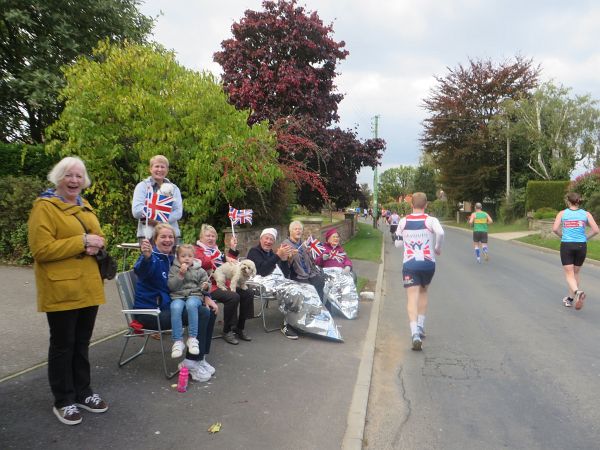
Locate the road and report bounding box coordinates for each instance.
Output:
[364,226,600,450]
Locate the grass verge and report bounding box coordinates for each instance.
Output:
[444,218,530,233]
[345,222,382,262]
[356,276,368,293]
[517,235,600,261]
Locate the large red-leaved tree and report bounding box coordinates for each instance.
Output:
[214,0,383,209]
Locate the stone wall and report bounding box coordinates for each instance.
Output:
[222,214,358,256]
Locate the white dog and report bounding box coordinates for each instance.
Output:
[213,259,257,291]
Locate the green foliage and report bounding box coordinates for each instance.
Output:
[413,165,437,199]
[0,176,47,263]
[382,201,411,216]
[526,180,570,211]
[533,207,558,220]
[378,166,416,203]
[344,223,382,263]
[497,187,526,223]
[46,41,281,248]
[0,143,58,178]
[429,199,451,219]
[586,191,600,221]
[0,0,154,142]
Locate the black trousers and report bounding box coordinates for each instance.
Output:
[135,307,216,361]
[211,287,254,332]
[46,306,98,408]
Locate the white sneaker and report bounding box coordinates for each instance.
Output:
[178,360,211,382]
[171,340,185,359]
[187,337,200,355]
[199,357,216,375]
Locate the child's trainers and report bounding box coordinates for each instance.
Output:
[171,340,185,359]
[53,405,82,425]
[76,394,108,413]
[187,337,200,355]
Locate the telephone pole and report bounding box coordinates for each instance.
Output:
[372,115,380,229]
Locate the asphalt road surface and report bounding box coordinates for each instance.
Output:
[365,226,600,450]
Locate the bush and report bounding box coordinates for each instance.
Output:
[526,180,570,211]
[586,191,600,221]
[0,143,58,178]
[0,176,47,264]
[498,188,526,223]
[429,199,450,219]
[382,201,411,216]
[533,207,558,220]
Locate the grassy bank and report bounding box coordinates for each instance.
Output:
[517,235,600,261]
[345,222,382,263]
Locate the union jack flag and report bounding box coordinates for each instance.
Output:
[144,191,174,223]
[305,235,326,259]
[228,206,253,225]
[329,249,347,263]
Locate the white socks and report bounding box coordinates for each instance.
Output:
[410,321,418,335]
[417,315,425,329]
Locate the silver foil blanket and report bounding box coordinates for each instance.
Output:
[323,267,359,319]
[249,270,343,342]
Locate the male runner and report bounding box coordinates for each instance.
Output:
[389,210,400,242]
[469,202,493,263]
[394,193,444,351]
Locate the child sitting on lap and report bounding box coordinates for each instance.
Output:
[167,244,210,358]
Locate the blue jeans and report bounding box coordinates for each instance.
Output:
[170,296,202,341]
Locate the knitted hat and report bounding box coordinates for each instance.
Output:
[260,228,277,239]
[324,228,339,242]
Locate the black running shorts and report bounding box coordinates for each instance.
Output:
[560,241,587,266]
[402,269,435,288]
[473,231,488,243]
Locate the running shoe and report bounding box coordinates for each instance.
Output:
[562,297,573,307]
[417,326,426,339]
[574,290,586,310]
[411,334,422,351]
[483,252,489,262]
[476,257,481,264]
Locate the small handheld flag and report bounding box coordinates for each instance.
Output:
[305,235,325,259]
[144,192,174,223]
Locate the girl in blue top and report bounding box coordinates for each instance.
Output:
[552,192,599,310]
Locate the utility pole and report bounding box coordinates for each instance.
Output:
[506,121,510,199]
[372,115,380,229]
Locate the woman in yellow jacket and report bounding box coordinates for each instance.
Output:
[28,157,108,426]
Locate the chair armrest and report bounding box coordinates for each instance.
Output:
[123,308,160,316]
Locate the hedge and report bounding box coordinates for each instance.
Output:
[0,143,58,178]
[526,180,570,211]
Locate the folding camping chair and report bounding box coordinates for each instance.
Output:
[115,270,179,379]
[247,280,281,332]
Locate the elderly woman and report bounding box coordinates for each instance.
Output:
[133,223,217,382]
[131,155,183,242]
[194,224,254,345]
[28,157,108,426]
[315,227,356,283]
[282,220,325,302]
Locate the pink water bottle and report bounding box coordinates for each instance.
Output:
[177,367,189,392]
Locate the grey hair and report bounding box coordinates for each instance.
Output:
[199,223,217,238]
[47,157,91,188]
[289,220,304,233]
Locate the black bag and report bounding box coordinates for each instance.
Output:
[95,248,117,280]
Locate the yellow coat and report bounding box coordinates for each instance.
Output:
[28,196,106,312]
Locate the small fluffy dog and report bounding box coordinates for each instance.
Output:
[213,259,257,291]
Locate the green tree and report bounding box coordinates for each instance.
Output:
[413,164,437,199]
[0,0,153,143]
[46,41,280,245]
[506,81,600,180]
[378,166,416,203]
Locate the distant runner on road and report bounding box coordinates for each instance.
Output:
[389,210,400,242]
[552,192,599,310]
[394,193,444,351]
[469,203,493,263]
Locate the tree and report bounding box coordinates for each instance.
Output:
[421,57,540,203]
[506,81,600,180]
[413,164,437,200]
[214,0,383,209]
[46,41,280,244]
[378,166,417,203]
[0,0,153,143]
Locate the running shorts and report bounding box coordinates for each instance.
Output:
[390,224,398,234]
[473,231,488,243]
[560,241,587,266]
[402,269,435,288]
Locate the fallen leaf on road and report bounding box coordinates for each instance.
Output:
[208,422,222,433]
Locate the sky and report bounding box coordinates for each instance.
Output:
[138,0,600,187]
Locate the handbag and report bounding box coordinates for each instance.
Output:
[73,214,117,280]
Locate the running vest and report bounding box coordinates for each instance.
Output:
[400,213,438,271]
[473,211,488,232]
[561,208,588,243]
